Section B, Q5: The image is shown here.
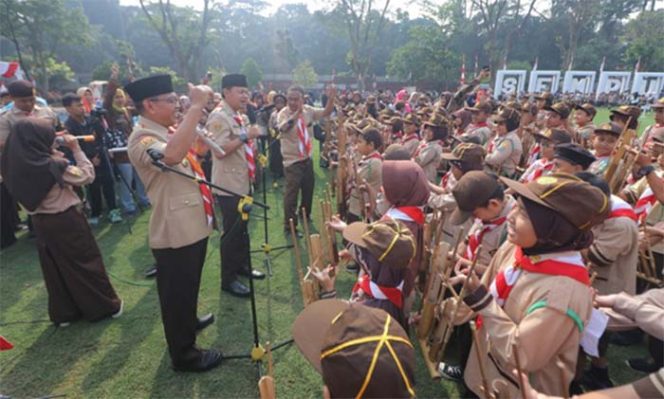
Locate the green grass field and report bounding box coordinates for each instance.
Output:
[0,109,656,398]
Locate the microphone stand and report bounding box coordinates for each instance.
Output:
[150,156,292,378]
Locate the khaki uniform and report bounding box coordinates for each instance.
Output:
[588,201,639,295]
[605,289,664,339]
[624,170,664,255]
[485,130,522,177]
[639,123,664,149]
[348,153,382,218]
[462,123,492,146]
[460,195,515,267]
[401,134,420,157]
[276,104,325,167]
[588,155,610,176]
[414,141,443,183]
[574,123,596,147]
[206,100,252,196]
[128,116,212,249]
[30,150,94,214]
[453,242,593,397]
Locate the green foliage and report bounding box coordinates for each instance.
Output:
[292,60,318,88]
[240,58,263,89]
[148,66,187,92]
[622,10,664,71]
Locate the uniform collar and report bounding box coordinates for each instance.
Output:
[137,115,169,138]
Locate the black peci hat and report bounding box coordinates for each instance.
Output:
[124,74,174,104]
[222,74,248,89]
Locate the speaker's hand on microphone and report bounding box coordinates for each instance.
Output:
[147,148,165,162]
[61,134,81,151]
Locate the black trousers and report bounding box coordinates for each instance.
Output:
[0,182,18,248]
[152,238,208,366]
[217,195,251,287]
[87,168,117,217]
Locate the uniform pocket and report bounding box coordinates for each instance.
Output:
[169,192,202,211]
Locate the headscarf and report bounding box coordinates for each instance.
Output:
[453,109,473,133]
[382,160,430,207]
[1,118,68,211]
[112,88,127,114]
[519,197,594,256]
[76,86,93,113]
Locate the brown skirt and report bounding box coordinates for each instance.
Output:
[32,206,121,324]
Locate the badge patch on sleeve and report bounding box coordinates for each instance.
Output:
[140,137,157,147]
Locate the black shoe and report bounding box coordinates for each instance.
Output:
[196,313,215,332]
[626,358,660,373]
[222,280,251,298]
[580,366,613,391]
[172,349,223,372]
[438,362,463,382]
[144,265,157,278]
[238,269,266,280]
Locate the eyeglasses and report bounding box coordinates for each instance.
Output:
[149,96,178,104]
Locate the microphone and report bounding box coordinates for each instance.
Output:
[147,148,164,161]
[54,135,96,146]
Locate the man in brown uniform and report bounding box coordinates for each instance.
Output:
[206,74,265,298]
[127,75,221,372]
[277,84,336,232]
[573,103,596,149]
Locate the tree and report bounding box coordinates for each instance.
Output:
[0,0,93,91]
[622,10,664,71]
[240,58,263,88]
[138,0,215,82]
[292,60,318,88]
[149,66,187,92]
[334,0,392,89]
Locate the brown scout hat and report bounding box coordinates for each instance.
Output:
[466,100,493,114]
[343,218,416,269]
[533,128,573,144]
[610,105,641,119]
[403,112,420,126]
[500,172,610,231]
[422,113,448,128]
[652,98,664,109]
[544,102,571,119]
[554,143,596,170]
[441,142,485,165]
[388,116,403,126]
[450,171,501,225]
[534,92,553,101]
[594,122,622,136]
[292,299,416,398]
[520,101,538,116]
[493,107,521,126]
[574,103,597,118]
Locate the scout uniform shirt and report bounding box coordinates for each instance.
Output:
[587,195,638,295]
[414,140,443,183]
[450,242,593,398]
[206,100,254,196]
[461,194,515,267]
[401,133,420,157]
[128,116,213,249]
[462,122,492,146]
[276,104,325,167]
[639,123,664,150]
[29,150,94,215]
[485,130,522,177]
[623,169,664,256]
[574,123,596,148]
[0,105,60,181]
[588,154,610,176]
[348,151,382,218]
[519,158,555,183]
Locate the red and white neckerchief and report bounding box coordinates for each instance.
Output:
[489,247,588,308]
[609,195,638,222]
[520,159,554,183]
[384,206,425,225]
[185,150,215,227]
[233,114,255,181]
[414,141,428,157]
[527,143,541,166]
[487,137,498,154]
[464,216,508,261]
[440,171,452,190]
[296,114,312,158]
[352,274,405,309]
[634,187,657,220]
[359,151,383,166]
[642,124,663,151]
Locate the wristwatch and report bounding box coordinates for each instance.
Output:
[636,164,655,179]
[239,132,249,143]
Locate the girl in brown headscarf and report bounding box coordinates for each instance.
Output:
[2,118,122,326]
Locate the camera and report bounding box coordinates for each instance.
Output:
[90,106,107,119]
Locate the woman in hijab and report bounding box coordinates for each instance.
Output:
[2,118,122,327]
[447,173,610,398]
[104,66,150,214]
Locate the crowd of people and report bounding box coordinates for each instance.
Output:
[0,64,663,398]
